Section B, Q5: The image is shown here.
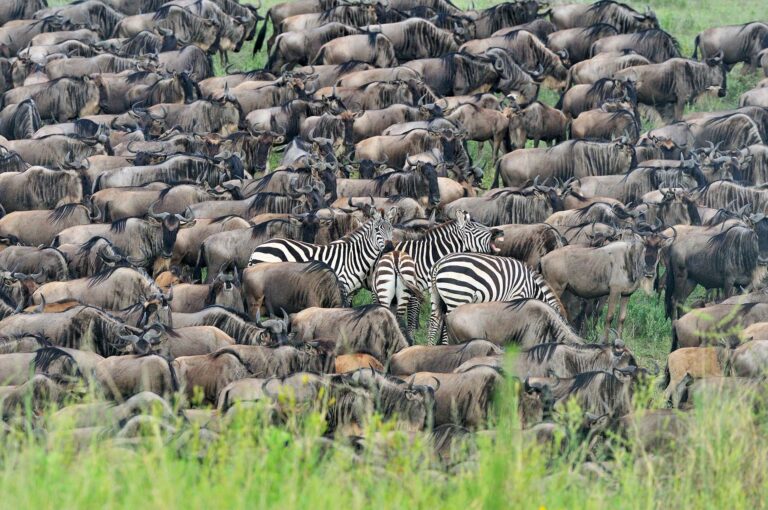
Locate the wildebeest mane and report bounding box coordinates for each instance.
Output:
[249,219,292,240]
[110,217,130,233]
[706,224,759,274]
[47,203,83,223]
[583,23,618,37]
[33,346,82,378]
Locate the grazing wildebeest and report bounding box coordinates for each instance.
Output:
[290,305,409,362]
[541,231,671,338]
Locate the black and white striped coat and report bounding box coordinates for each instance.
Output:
[371,250,419,330]
[391,210,502,336]
[247,216,392,299]
[428,253,563,344]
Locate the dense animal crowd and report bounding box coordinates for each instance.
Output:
[1,0,768,463]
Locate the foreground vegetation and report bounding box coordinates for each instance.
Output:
[5,0,768,508]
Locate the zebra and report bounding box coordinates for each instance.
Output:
[247,213,393,301]
[387,210,503,337]
[371,250,420,335]
[427,253,564,345]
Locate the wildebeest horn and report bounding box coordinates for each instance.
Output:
[98,245,122,263]
[281,307,291,327]
[147,200,170,220]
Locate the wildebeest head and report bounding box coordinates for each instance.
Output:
[633,225,674,294]
[254,127,287,172]
[348,368,435,431]
[631,5,659,30]
[288,177,328,211]
[748,213,768,265]
[310,162,338,203]
[455,209,504,253]
[703,51,727,98]
[299,339,337,373]
[210,267,243,311]
[138,290,173,328]
[146,205,196,259]
[289,211,335,243]
[612,136,638,168]
[0,148,28,172]
[255,308,290,345]
[609,338,637,368]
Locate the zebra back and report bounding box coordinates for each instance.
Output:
[395,213,495,292]
[433,253,562,312]
[248,217,390,294]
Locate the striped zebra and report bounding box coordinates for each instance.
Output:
[427,253,564,345]
[389,210,503,336]
[371,250,420,333]
[247,214,392,300]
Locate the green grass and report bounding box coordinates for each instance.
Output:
[5,0,768,508]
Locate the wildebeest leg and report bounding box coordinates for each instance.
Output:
[673,99,685,121]
[617,295,630,339]
[533,138,541,148]
[723,278,736,299]
[603,290,619,340]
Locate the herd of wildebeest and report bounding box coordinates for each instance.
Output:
[2,0,768,463]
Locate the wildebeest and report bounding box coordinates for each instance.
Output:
[2,76,100,122]
[0,305,137,357]
[95,354,178,400]
[0,167,85,213]
[407,365,502,428]
[489,223,567,267]
[557,77,637,120]
[446,299,584,347]
[541,232,671,338]
[516,340,637,378]
[614,55,727,121]
[443,186,563,226]
[389,340,502,375]
[693,22,768,71]
[55,210,195,271]
[665,224,766,319]
[363,18,459,61]
[314,33,398,68]
[265,23,362,71]
[290,305,409,362]
[671,303,768,349]
[546,24,619,64]
[31,267,162,311]
[168,270,244,313]
[493,139,636,188]
[550,1,658,32]
[590,29,681,63]
[0,203,96,246]
[172,349,251,405]
[0,99,40,140]
[242,261,345,316]
[525,366,645,417]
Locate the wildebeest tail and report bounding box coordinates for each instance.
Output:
[664,261,676,319]
[670,320,679,352]
[193,243,207,282]
[491,158,502,188]
[691,34,700,59]
[253,9,270,54]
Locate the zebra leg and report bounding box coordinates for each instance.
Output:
[395,289,414,344]
[406,295,421,339]
[427,285,444,346]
